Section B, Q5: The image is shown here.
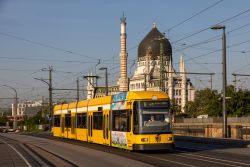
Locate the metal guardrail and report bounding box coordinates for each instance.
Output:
[175,117,250,124]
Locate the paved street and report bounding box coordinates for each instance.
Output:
[0,133,153,167]
[1,132,250,167]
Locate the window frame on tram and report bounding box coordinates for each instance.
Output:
[76,113,87,128]
[65,114,71,128]
[93,112,103,130]
[133,100,171,134]
[112,110,131,132]
[54,115,61,127]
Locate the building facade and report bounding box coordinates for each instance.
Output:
[12,99,47,117]
[86,16,195,112]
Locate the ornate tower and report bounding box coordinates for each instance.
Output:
[119,14,128,92]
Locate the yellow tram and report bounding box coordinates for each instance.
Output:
[53,91,174,150]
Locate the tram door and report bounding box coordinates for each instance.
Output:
[64,114,71,138]
[103,110,110,145]
[87,112,93,142]
[61,115,65,137]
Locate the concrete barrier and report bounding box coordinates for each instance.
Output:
[175,135,250,148]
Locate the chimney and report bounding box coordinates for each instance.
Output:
[119,14,128,92]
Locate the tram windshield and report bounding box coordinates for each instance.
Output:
[133,101,171,134]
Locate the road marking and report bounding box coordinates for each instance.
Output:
[0,138,32,167]
[179,152,250,166]
[176,146,250,166]
[172,153,242,167]
[134,153,198,167]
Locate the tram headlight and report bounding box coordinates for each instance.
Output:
[167,137,172,141]
[164,117,170,123]
[141,138,148,142]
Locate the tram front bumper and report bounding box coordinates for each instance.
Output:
[133,143,175,151]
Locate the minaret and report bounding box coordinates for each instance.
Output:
[180,56,186,113]
[119,14,128,92]
[145,47,152,81]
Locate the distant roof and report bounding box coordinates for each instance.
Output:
[138,25,172,61]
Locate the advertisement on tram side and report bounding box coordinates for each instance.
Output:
[111,131,128,149]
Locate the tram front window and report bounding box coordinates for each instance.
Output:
[133,101,171,134]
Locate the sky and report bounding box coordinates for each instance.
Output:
[0,0,250,106]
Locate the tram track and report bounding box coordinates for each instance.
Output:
[0,134,78,167]
[25,132,250,167]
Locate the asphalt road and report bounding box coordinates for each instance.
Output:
[1,132,250,167]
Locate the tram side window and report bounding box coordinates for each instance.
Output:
[93,112,103,130]
[54,115,61,127]
[77,113,87,128]
[133,102,139,127]
[65,114,71,128]
[112,110,131,132]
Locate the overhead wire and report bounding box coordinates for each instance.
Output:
[0,32,99,60]
[165,0,224,32]
[175,21,250,53]
[179,38,250,64]
[0,56,97,64]
[172,9,250,44]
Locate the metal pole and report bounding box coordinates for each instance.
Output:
[105,68,108,96]
[210,74,213,90]
[2,85,18,130]
[77,78,79,101]
[49,66,53,132]
[211,25,227,138]
[222,27,227,138]
[128,77,130,91]
[234,75,237,92]
[99,67,108,96]
[14,91,17,130]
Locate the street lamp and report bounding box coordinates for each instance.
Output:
[34,77,53,131]
[2,85,18,130]
[211,24,227,138]
[99,67,108,96]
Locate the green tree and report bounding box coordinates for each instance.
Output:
[170,99,183,117]
[23,110,44,131]
[185,85,250,117]
[227,86,250,117]
[185,88,221,117]
[0,116,8,126]
[185,101,198,118]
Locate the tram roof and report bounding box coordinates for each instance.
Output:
[68,101,78,109]
[53,104,62,111]
[88,95,112,106]
[126,91,169,100]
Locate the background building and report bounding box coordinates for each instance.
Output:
[87,16,195,112]
[11,99,48,119]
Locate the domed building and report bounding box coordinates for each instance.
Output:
[129,23,195,112]
[138,23,172,62]
[86,16,195,112]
